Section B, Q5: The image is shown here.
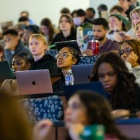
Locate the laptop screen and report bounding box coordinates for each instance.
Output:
[71,64,93,84]
[0,61,14,80]
[55,40,81,55]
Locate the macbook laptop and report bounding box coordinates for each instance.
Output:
[63,82,107,101]
[55,40,81,55]
[116,118,140,139]
[71,64,93,84]
[15,69,53,95]
[0,61,14,80]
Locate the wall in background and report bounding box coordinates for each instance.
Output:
[1,0,135,28]
[0,0,90,27]
[90,0,118,17]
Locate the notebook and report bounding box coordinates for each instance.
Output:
[55,40,81,55]
[71,64,93,84]
[63,82,107,101]
[0,61,14,80]
[15,69,53,95]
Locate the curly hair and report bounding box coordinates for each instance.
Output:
[119,39,140,65]
[89,52,139,111]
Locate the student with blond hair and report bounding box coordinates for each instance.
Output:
[29,34,60,75]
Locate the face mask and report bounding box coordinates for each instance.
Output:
[73,17,82,26]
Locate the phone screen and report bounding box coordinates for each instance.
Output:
[119,32,127,38]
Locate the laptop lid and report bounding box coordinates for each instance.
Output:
[116,118,140,139]
[63,82,107,101]
[0,61,14,80]
[55,40,81,55]
[15,69,53,95]
[71,64,93,84]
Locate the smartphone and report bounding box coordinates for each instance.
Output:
[119,32,127,38]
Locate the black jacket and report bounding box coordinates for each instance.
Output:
[30,54,60,75]
[53,73,65,92]
[51,28,76,48]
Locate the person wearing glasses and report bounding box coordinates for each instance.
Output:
[53,46,80,92]
[1,52,31,95]
[119,39,140,85]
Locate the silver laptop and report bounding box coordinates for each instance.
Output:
[71,64,93,84]
[15,69,53,95]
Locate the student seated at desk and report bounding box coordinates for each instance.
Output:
[119,39,140,85]
[33,90,128,140]
[29,34,60,75]
[1,52,31,95]
[89,52,140,117]
[53,46,80,92]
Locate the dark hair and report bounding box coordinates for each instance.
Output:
[18,16,28,22]
[120,39,140,64]
[98,4,108,11]
[0,90,32,140]
[110,5,124,14]
[73,90,128,140]
[23,25,40,34]
[89,52,139,111]
[71,10,77,18]
[20,11,29,17]
[92,18,109,30]
[0,45,4,61]
[3,29,18,37]
[60,7,70,14]
[13,52,31,64]
[109,14,127,31]
[98,4,108,17]
[0,45,4,52]
[40,18,55,44]
[67,47,80,64]
[76,9,86,17]
[86,7,96,14]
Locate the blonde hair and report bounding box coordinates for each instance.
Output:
[130,7,140,32]
[29,34,48,46]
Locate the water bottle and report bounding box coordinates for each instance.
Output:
[77,26,84,47]
[65,70,74,85]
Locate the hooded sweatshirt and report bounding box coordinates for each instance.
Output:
[30,54,60,75]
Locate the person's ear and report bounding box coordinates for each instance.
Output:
[43,44,47,51]
[72,58,77,65]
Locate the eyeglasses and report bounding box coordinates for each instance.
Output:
[55,52,74,59]
[119,48,133,56]
[12,61,23,66]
